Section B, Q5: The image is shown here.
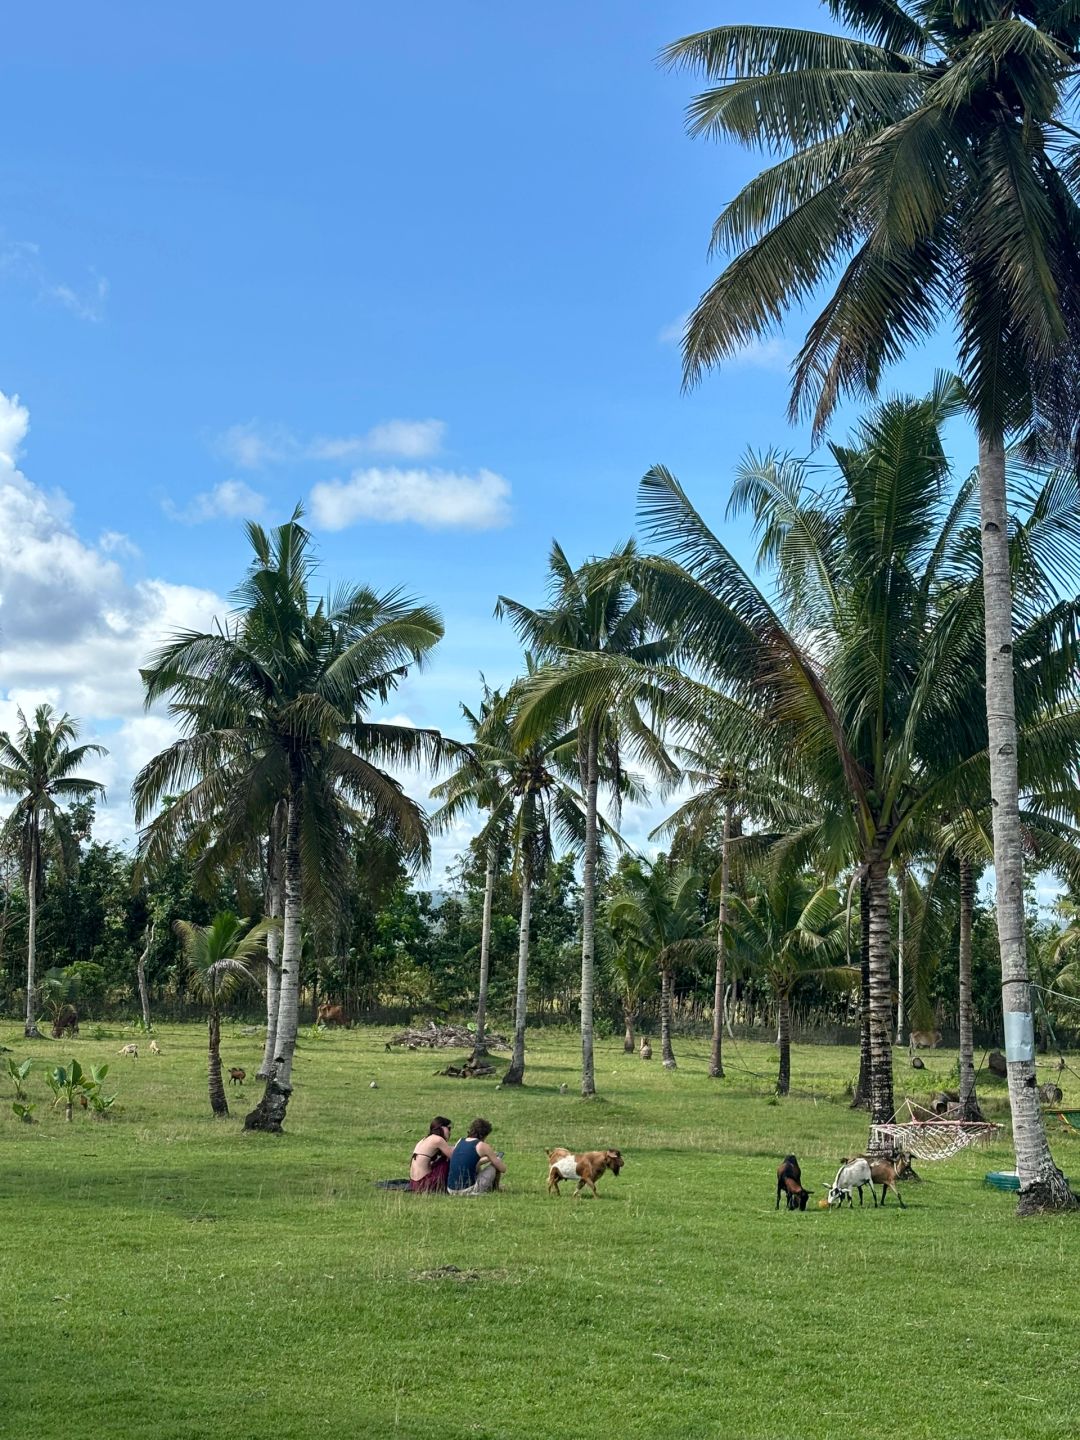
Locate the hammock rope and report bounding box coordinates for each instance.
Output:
[870,1099,1001,1161]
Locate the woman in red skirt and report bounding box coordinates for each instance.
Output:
[409,1116,453,1193]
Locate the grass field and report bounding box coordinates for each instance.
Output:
[2,1022,1078,1440]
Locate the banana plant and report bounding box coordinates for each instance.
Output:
[47,1060,96,1122]
[6,1057,32,1101]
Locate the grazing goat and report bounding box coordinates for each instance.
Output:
[546,1147,624,1198]
[775,1155,810,1211]
[149,1040,161,1055]
[858,1153,911,1208]
[228,1067,246,1085]
[639,1037,652,1061]
[909,1029,942,1050]
[828,1158,877,1208]
[52,1005,79,1039]
[118,1043,139,1059]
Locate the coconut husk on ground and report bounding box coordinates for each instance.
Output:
[385,1022,509,1052]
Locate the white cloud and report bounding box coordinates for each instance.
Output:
[0,241,108,322]
[658,311,691,346]
[163,478,266,525]
[738,337,796,372]
[0,390,225,843]
[310,466,511,531]
[658,312,795,373]
[99,529,140,556]
[217,417,446,469]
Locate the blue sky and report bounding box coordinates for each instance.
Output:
[1,1,959,875]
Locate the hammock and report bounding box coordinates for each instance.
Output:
[870,1099,1002,1162]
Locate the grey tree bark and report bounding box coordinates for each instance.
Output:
[246,771,302,1132]
[896,866,905,1047]
[957,854,983,1121]
[851,873,871,1110]
[867,851,896,1132]
[473,842,497,1057]
[580,717,600,1098]
[24,816,41,1039]
[776,990,791,1096]
[977,433,1073,1211]
[709,800,733,1079]
[503,849,533,1086]
[622,999,635,1053]
[660,965,676,1069]
[208,1010,229,1117]
[136,920,155,1033]
[258,805,285,1080]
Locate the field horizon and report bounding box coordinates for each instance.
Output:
[3,1022,1077,1440]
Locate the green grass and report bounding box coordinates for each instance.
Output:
[2,1022,1078,1440]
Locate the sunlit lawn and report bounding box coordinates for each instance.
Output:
[2,1021,1078,1440]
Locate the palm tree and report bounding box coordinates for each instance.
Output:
[430,682,509,1058]
[0,705,106,1037]
[654,747,812,1079]
[174,913,267,1117]
[134,509,444,1132]
[432,664,588,1085]
[522,386,1080,1137]
[608,859,710,1070]
[664,3,1080,1211]
[728,871,846,1095]
[499,541,673,1097]
[605,871,660,1051]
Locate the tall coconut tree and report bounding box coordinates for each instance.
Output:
[0,705,106,1038]
[522,386,1080,1140]
[499,541,674,1097]
[175,912,268,1117]
[430,682,510,1058]
[608,858,710,1070]
[728,870,846,1095]
[432,663,589,1085]
[134,509,444,1132]
[664,1,1080,1211]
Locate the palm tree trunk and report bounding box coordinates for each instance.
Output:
[136,921,154,1033]
[258,809,285,1080]
[208,1010,229,1117]
[896,867,905,1046]
[776,990,791,1096]
[977,432,1072,1211]
[867,851,895,1131]
[851,873,871,1110]
[474,842,496,1058]
[660,966,676,1069]
[503,851,532,1086]
[24,820,41,1039]
[246,773,302,1132]
[579,716,600,1098]
[709,800,733,1079]
[622,997,635,1053]
[958,854,983,1121]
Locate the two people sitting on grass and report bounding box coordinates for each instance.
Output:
[409,1116,454,1193]
[447,1117,506,1196]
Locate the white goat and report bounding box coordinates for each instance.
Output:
[828,1157,877,1208]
